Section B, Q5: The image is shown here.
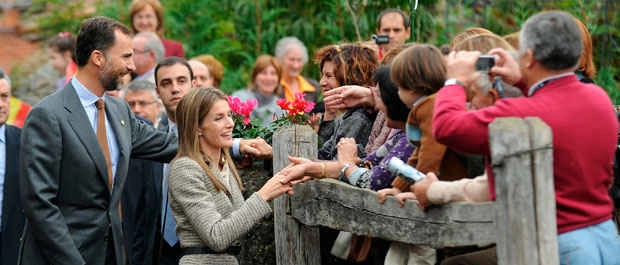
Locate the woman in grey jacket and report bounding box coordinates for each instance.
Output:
[168,87,293,265]
[232,55,285,127]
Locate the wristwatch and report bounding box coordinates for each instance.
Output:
[444,78,466,87]
[339,163,351,182]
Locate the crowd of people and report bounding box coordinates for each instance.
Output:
[0,1,619,265]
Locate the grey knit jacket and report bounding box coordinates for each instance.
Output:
[168,157,272,265]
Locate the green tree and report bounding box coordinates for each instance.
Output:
[22,0,620,102]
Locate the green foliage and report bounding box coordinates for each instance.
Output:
[20,0,620,103]
[596,66,620,101]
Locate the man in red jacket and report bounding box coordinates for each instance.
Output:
[433,11,620,265]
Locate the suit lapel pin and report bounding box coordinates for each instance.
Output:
[121,120,126,126]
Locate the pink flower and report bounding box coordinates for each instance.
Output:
[228,96,257,125]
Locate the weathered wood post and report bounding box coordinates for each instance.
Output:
[272,125,321,265]
[525,117,559,265]
[489,117,558,265]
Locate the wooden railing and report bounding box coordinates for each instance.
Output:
[272,117,558,265]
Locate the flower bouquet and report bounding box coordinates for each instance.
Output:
[228,93,317,144]
[261,93,317,141]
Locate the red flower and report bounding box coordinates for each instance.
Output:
[277,93,315,116]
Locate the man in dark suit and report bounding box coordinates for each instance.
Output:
[19,16,177,265]
[0,71,24,265]
[121,80,165,265]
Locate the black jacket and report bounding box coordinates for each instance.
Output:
[2,124,24,265]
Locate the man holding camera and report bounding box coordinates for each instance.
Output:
[375,8,411,59]
[432,11,620,264]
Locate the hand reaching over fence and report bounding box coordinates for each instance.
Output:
[257,167,295,200]
[411,172,439,210]
[323,85,374,111]
[377,188,402,204]
[393,192,417,207]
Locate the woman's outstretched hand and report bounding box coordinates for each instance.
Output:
[257,165,296,201]
[324,85,374,111]
[376,188,401,204]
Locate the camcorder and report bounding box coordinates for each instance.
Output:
[475,55,495,71]
[372,34,389,45]
[387,157,426,184]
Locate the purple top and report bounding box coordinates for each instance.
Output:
[345,129,415,191]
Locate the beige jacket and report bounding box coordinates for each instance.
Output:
[168,157,272,265]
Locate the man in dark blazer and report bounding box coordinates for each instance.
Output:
[121,80,165,265]
[19,17,177,265]
[122,116,164,265]
[0,72,24,265]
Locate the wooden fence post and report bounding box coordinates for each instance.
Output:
[489,117,557,265]
[272,125,321,265]
[525,117,558,265]
[490,118,540,265]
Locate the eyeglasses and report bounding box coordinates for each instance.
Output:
[127,100,157,108]
[133,49,150,54]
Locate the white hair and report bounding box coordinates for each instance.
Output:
[274,36,309,64]
[135,31,165,62]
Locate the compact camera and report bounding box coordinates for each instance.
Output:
[372,34,389,45]
[387,157,426,183]
[475,55,495,71]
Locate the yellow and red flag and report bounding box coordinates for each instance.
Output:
[8,96,31,128]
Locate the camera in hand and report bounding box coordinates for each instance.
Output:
[372,34,389,45]
[387,157,426,183]
[475,55,495,71]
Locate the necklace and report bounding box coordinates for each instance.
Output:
[203,151,225,168]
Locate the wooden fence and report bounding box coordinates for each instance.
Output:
[272,117,558,265]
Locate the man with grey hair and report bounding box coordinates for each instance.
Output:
[123,79,162,127]
[133,31,165,84]
[433,11,620,264]
[274,36,319,103]
[121,78,165,265]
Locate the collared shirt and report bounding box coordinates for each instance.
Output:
[0,124,5,222]
[528,72,575,97]
[72,77,120,183]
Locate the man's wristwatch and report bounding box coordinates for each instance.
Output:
[444,78,466,87]
[339,164,351,182]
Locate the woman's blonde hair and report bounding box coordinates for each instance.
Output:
[502,31,520,50]
[450,27,493,50]
[175,87,243,193]
[452,33,514,54]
